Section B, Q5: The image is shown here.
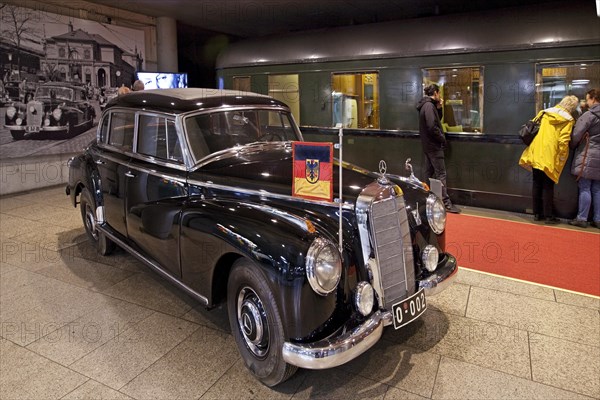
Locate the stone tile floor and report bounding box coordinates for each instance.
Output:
[0,186,598,400]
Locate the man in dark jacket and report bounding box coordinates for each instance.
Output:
[417,84,460,213]
[569,88,600,228]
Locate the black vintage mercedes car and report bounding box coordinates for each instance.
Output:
[4,82,95,140]
[66,88,457,386]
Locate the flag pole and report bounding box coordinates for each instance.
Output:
[337,124,343,253]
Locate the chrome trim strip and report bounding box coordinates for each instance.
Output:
[97,152,131,166]
[188,178,355,210]
[128,152,188,172]
[126,163,187,185]
[181,105,289,120]
[107,106,179,118]
[98,144,188,173]
[174,114,195,168]
[282,310,389,369]
[96,224,209,305]
[72,120,88,129]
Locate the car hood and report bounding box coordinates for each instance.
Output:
[190,142,427,204]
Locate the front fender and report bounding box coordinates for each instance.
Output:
[180,196,350,340]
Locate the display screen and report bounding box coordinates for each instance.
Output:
[136,72,188,89]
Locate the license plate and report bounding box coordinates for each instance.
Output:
[391,289,427,329]
[26,126,40,133]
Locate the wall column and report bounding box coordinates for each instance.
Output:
[156,16,178,72]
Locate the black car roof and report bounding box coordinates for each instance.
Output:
[106,88,290,114]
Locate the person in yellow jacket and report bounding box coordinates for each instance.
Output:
[519,95,579,224]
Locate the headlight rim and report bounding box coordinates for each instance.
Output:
[422,245,440,272]
[354,281,374,316]
[306,237,342,296]
[52,107,62,121]
[426,194,446,234]
[6,106,16,119]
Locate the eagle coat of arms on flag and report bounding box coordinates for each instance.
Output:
[292,142,333,201]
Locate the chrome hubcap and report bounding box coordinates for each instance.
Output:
[85,204,98,241]
[237,286,269,358]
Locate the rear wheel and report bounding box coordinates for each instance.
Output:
[80,188,115,256]
[227,259,297,386]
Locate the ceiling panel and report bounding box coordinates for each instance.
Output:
[86,0,565,37]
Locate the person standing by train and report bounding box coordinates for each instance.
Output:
[417,84,460,213]
[568,89,600,228]
[519,95,579,224]
[132,80,145,91]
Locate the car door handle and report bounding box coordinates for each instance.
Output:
[95,159,105,165]
[125,171,136,178]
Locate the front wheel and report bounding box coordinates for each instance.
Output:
[227,259,297,386]
[80,188,115,256]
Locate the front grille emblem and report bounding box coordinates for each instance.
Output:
[379,160,387,175]
[378,159,389,184]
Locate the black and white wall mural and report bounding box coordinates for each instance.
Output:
[0,3,146,160]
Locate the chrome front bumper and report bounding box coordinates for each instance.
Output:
[282,310,389,370]
[282,254,458,370]
[4,125,67,132]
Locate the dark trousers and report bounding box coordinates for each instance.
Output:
[532,168,555,217]
[424,150,451,207]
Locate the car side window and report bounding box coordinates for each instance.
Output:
[137,115,183,163]
[165,119,183,163]
[108,112,135,151]
[98,115,110,143]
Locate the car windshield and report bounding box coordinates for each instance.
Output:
[35,86,73,101]
[184,109,301,161]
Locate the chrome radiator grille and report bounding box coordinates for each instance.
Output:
[370,195,415,310]
[27,102,43,128]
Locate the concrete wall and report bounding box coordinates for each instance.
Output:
[0,154,74,196]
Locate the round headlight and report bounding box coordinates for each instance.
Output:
[306,237,342,295]
[422,245,439,272]
[6,106,16,119]
[44,118,50,126]
[52,108,62,120]
[15,118,23,126]
[426,194,446,234]
[354,281,374,316]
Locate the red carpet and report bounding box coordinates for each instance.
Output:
[445,214,600,296]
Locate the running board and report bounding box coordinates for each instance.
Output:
[96,224,209,306]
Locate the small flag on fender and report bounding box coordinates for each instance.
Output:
[292,142,333,201]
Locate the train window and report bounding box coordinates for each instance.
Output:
[268,74,300,124]
[536,62,599,111]
[233,76,251,92]
[423,67,483,133]
[331,72,379,129]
